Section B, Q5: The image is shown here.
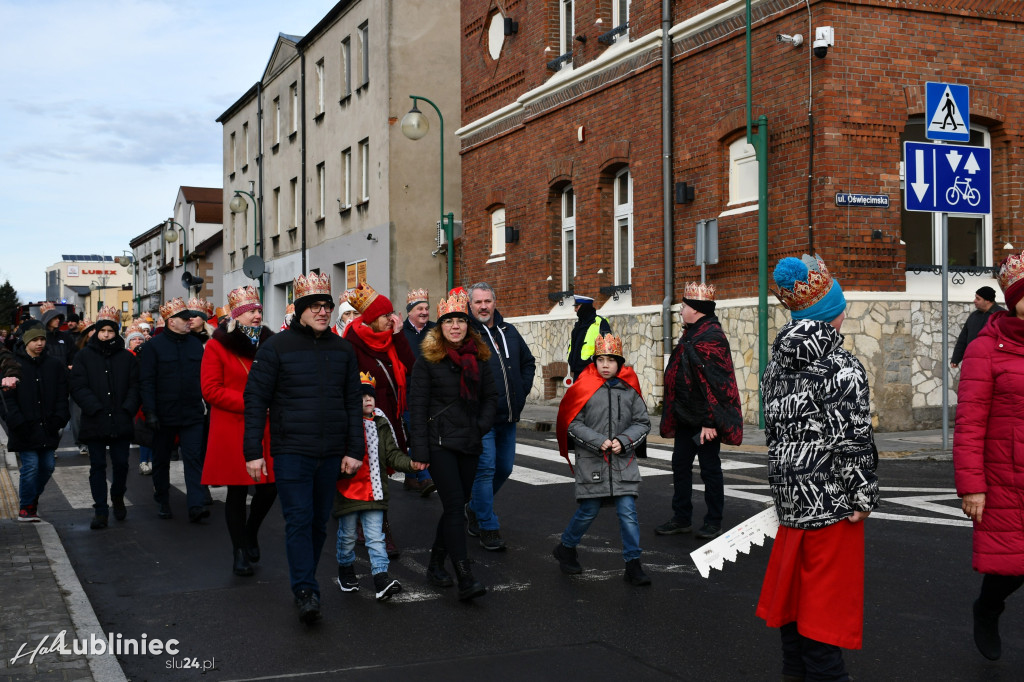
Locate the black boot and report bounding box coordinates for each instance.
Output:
[245,528,261,563]
[624,558,652,586]
[973,598,1004,660]
[233,548,254,577]
[426,546,454,587]
[111,497,127,521]
[452,558,486,601]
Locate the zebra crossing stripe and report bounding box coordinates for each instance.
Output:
[49,462,227,510]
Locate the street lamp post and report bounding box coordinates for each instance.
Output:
[401,95,454,291]
[163,219,204,293]
[116,251,138,317]
[229,180,264,301]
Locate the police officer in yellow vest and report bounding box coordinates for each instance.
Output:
[567,295,612,380]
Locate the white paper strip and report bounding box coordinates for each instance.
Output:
[690,506,780,579]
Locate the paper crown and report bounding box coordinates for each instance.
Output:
[407,288,430,306]
[997,250,1024,293]
[437,290,470,319]
[594,333,624,359]
[96,306,121,327]
[186,297,212,318]
[39,301,55,315]
[214,306,230,320]
[285,303,295,315]
[773,255,834,312]
[294,272,332,301]
[160,297,189,319]
[124,325,145,340]
[359,371,377,389]
[683,282,716,302]
[346,281,380,315]
[227,286,261,317]
[79,318,94,330]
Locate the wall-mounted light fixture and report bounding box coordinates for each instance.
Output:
[675,182,695,204]
[504,17,518,35]
[504,225,520,244]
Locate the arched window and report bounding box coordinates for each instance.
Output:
[490,207,506,259]
[613,168,632,285]
[728,138,758,206]
[562,186,576,290]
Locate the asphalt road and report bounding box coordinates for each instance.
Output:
[39,430,1023,681]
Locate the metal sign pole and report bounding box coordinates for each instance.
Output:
[941,212,949,451]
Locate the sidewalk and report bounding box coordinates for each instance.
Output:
[0,429,126,682]
[518,403,954,460]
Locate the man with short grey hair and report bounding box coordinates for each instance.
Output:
[466,283,536,550]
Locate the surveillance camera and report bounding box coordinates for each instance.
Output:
[812,39,829,58]
[812,26,833,58]
[776,33,803,47]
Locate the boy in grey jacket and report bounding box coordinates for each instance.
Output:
[553,334,651,585]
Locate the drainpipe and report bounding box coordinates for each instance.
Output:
[300,50,308,273]
[661,0,674,362]
[746,0,769,428]
[256,80,266,273]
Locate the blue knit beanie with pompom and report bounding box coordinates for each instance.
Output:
[773,255,846,322]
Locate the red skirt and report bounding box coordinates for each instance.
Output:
[756,520,865,650]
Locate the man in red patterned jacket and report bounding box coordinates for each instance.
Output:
[655,282,742,541]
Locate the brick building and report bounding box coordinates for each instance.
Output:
[455,0,1024,429]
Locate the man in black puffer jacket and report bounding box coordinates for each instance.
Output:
[139,297,206,522]
[243,272,364,625]
[70,307,140,529]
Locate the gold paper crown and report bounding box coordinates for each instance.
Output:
[186,297,210,316]
[359,371,377,388]
[407,288,430,305]
[125,325,145,338]
[346,281,380,315]
[998,250,1024,293]
[437,290,470,318]
[594,333,624,358]
[227,286,261,314]
[160,297,189,319]
[79,318,93,329]
[96,306,121,326]
[294,272,332,300]
[214,306,230,320]
[683,282,716,302]
[774,256,834,312]
[285,303,295,315]
[39,301,55,314]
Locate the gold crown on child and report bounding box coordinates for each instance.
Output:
[774,256,834,312]
[359,371,377,388]
[96,306,121,326]
[294,272,332,300]
[594,333,624,358]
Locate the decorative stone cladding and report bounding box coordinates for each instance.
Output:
[508,295,978,431]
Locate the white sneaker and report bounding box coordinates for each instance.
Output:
[139,461,153,475]
[79,445,89,456]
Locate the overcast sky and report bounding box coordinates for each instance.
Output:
[0,0,339,303]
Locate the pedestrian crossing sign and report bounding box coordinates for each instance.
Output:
[926,82,970,142]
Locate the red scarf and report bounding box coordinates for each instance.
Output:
[346,316,408,414]
[447,336,481,400]
[556,363,643,471]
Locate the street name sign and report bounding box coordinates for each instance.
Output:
[926,82,970,142]
[904,141,990,215]
[835,193,890,208]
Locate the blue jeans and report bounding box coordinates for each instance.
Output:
[671,426,724,527]
[561,495,642,561]
[337,509,388,575]
[18,450,56,508]
[152,423,204,509]
[470,422,517,530]
[139,445,153,464]
[87,439,130,513]
[274,453,342,596]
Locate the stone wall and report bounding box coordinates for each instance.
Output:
[508,297,974,431]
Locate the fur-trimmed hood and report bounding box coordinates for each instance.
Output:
[419,326,490,364]
[211,324,274,359]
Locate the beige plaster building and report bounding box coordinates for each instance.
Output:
[45,256,133,321]
[159,186,223,308]
[217,0,461,325]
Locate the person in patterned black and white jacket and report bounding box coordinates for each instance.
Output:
[756,254,879,682]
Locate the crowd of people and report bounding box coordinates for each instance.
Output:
[2,248,1022,680]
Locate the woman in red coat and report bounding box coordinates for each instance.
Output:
[954,249,1024,661]
[201,286,276,577]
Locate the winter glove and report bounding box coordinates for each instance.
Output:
[144,412,161,432]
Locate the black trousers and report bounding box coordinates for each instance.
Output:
[429,446,478,562]
[780,622,848,682]
[224,484,278,551]
[977,573,1024,612]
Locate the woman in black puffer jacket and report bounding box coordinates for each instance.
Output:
[70,308,141,529]
[409,289,496,601]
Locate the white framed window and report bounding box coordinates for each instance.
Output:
[272,187,281,235]
[273,97,281,144]
[728,138,758,205]
[229,132,236,173]
[559,0,574,63]
[359,138,370,201]
[490,207,506,258]
[612,0,629,41]
[613,168,633,285]
[316,162,326,218]
[341,148,352,208]
[341,37,351,97]
[241,122,249,167]
[290,82,298,133]
[561,186,576,290]
[290,178,299,227]
[315,59,325,114]
[900,121,992,268]
[358,21,369,86]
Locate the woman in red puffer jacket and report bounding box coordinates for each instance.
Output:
[954,249,1024,662]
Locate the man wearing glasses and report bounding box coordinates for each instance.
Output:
[243,273,364,625]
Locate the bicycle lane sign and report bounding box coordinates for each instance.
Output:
[904,141,991,214]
